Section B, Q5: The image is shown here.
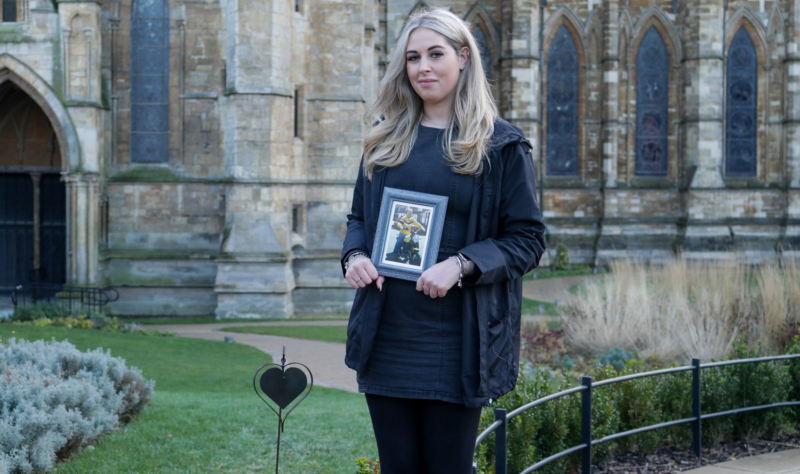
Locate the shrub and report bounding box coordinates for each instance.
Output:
[0,338,155,472]
[553,243,570,271]
[10,302,71,323]
[476,338,799,473]
[355,456,380,474]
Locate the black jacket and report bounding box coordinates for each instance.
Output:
[341,119,547,407]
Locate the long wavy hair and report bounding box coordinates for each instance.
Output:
[362,7,498,179]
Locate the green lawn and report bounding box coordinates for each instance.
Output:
[220,325,348,344]
[1,325,376,473]
[523,266,606,280]
[120,315,349,325]
[521,297,560,316]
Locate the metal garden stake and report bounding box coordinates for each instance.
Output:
[253,344,313,474]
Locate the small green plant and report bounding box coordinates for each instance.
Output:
[553,243,570,271]
[10,301,71,322]
[598,346,634,373]
[355,456,380,474]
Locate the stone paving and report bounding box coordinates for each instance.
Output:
[682,449,800,473]
[148,320,357,393]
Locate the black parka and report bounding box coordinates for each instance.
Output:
[341,119,547,407]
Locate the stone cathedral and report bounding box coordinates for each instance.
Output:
[0,0,798,318]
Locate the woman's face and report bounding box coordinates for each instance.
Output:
[405,27,468,110]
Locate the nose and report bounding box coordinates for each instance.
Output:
[419,56,431,73]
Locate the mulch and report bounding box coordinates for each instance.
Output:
[594,434,800,473]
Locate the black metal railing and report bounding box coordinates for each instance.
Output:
[11,283,119,315]
[474,354,800,474]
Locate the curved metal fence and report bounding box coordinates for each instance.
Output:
[474,354,800,474]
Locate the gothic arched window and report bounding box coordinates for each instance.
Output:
[635,26,669,176]
[725,27,758,177]
[546,25,579,177]
[473,25,492,81]
[130,0,169,163]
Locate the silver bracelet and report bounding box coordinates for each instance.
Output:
[344,252,367,272]
[450,255,464,289]
[456,252,474,276]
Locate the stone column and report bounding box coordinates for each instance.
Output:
[499,0,540,141]
[215,0,296,318]
[58,0,103,286]
[291,0,372,316]
[64,174,100,285]
[783,0,800,258]
[681,0,729,253]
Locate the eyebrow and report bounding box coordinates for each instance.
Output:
[406,45,445,54]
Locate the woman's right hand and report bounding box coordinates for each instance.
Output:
[346,256,385,290]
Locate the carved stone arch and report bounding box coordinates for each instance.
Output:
[543,7,586,179]
[463,1,500,81]
[618,11,633,69]
[725,6,769,62]
[725,7,768,180]
[67,13,90,101]
[766,5,786,62]
[629,4,682,66]
[584,10,603,66]
[0,53,81,172]
[543,5,587,64]
[628,7,681,180]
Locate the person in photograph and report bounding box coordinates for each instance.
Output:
[340,7,546,473]
[387,208,426,263]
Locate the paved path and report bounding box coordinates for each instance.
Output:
[683,448,800,473]
[148,320,357,393]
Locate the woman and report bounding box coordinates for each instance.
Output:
[341,7,546,473]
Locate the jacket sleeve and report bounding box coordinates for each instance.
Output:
[459,141,547,285]
[341,158,370,277]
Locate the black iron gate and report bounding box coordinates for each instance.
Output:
[0,173,66,293]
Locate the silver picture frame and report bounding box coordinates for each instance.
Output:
[371,187,449,282]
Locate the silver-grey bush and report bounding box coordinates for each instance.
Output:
[0,338,155,473]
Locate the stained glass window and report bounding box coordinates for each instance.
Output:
[635,26,669,176]
[473,26,492,81]
[546,25,579,176]
[2,0,16,22]
[130,0,169,163]
[725,27,758,177]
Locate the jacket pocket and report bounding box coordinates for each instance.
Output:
[486,314,512,387]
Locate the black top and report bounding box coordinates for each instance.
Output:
[356,124,475,403]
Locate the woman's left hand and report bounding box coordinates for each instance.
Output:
[416,258,461,299]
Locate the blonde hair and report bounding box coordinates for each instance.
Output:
[362,7,498,179]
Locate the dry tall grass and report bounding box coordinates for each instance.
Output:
[564,254,800,362]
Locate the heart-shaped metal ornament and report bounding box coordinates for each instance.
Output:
[253,347,313,430]
[259,366,308,409]
[253,345,314,474]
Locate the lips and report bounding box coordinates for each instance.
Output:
[419,79,437,85]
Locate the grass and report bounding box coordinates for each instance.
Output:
[220,325,348,344]
[523,265,605,281]
[120,315,349,325]
[1,325,376,473]
[521,297,560,316]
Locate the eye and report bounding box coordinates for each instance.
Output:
[431,51,443,58]
[406,55,419,62]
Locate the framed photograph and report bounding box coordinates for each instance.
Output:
[371,187,448,281]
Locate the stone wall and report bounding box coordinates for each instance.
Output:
[3,0,800,318]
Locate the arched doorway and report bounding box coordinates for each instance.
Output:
[0,82,66,292]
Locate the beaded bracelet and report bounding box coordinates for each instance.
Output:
[450,255,464,289]
[344,251,368,272]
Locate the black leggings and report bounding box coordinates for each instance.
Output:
[365,394,482,474]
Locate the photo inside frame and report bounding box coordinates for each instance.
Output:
[380,200,434,270]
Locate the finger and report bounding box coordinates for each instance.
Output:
[365,262,379,281]
[351,271,367,288]
[355,267,374,285]
[377,276,385,291]
[346,275,359,290]
[416,277,424,292]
